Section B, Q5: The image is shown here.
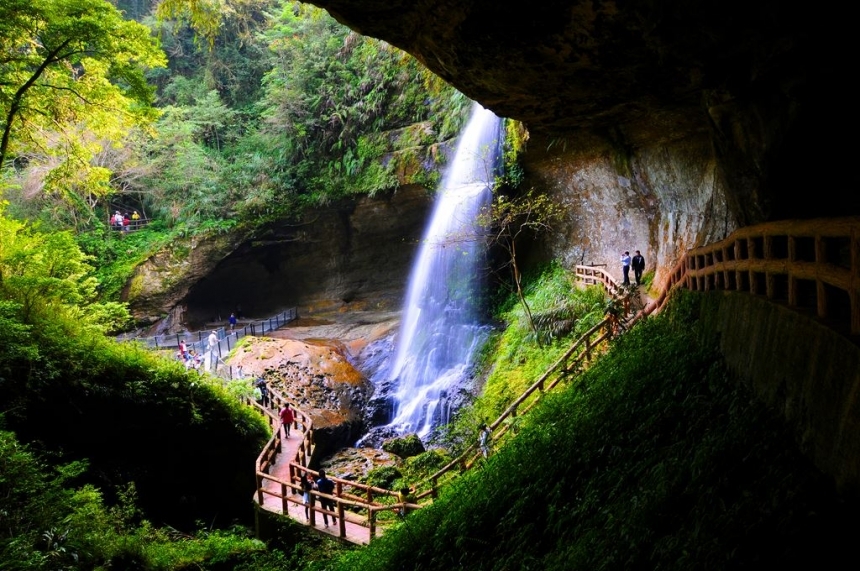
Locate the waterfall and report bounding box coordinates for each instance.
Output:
[386,103,502,438]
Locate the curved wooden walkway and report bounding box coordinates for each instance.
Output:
[250,215,860,544]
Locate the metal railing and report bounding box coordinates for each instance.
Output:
[122,308,298,380]
[109,217,151,232]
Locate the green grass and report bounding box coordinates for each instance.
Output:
[320,291,857,570]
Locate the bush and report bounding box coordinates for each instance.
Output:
[381,434,425,459]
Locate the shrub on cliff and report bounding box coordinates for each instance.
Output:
[381,434,426,459]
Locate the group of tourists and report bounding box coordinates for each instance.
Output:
[176,339,203,370]
[276,400,339,527]
[296,470,338,526]
[111,210,141,232]
[620,249,646,286]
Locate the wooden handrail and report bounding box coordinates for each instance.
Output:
[642,216,860,334]
[252,215,860,545]
[251,265,634,542]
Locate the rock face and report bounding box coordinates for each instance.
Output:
[227,313,401,459]
[181,184,432,328]
[229,333,372,456]
[125,231,246,328]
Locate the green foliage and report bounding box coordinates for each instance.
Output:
[0,204,132,331]
[0,0,166,225]
[381,434,425,459]
[363,466,402,491]
[463,264,606,429]
[1,432,279,570]
[0,206,269,533]
[75,222,175,302]
[324,292,857,570]
[129,1,468,234]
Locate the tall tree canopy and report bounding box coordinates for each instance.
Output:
[0,0,165,220]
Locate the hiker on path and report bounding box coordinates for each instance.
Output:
[621,251,631,286]
[479,423,492,458]
[254,378,269,407]
[279,404,295,438]
[397,486,417,518]
[208,330,218,352]
[300,473,314,520]
[315,469,337,527]
[631,250,646,286]
[229,312,237,331]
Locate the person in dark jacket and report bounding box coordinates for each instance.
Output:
[631,250,646,285]
[315,469,337,526]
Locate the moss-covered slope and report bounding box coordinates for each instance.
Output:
[326,292,858,570]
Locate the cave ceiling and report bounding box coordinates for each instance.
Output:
[306,0,848,140]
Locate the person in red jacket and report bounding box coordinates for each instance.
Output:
[279,404,295,438]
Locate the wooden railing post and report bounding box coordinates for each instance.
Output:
[764,235,775,299]
[309,493,316,527]
[814,235,828,319]
[787,236,798,307]
[852,227,860,335]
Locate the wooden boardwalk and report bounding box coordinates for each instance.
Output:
[252,216,860,543]
[258,422,382,545]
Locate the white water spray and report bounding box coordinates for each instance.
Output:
[386,103,502,438]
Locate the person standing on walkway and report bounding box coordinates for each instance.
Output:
[631,250,646,286]
[479,423,492,458]
[621,251,631,286]
[315,469,337,527]
[208,330,218,352]
[300,472,314,521]
[207,329,219,370]
[279,404,295,438]
[228,312,237,332]
[254,378,269,407]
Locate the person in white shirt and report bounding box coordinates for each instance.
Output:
[620,251,631,285]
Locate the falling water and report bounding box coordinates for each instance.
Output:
[386,103,502,438]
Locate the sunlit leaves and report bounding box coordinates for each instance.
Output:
[0,0,166,225]
[0,203,130,331]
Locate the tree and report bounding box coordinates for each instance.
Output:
[487,188,563,338]
[0,0,166,221]
[0,202,129,331]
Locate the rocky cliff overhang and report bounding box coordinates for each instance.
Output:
[308,1,857,222]
[307,0,843,136]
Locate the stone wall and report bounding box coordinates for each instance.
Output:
[522,129,736,288]
[181,184,433,328]
[699,291,860,498]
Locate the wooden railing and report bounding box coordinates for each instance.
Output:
[643,217,860,334]
[252,386,408,543]
[251,216,860,544]
[250,265,633,542]
[424,314,615,495]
